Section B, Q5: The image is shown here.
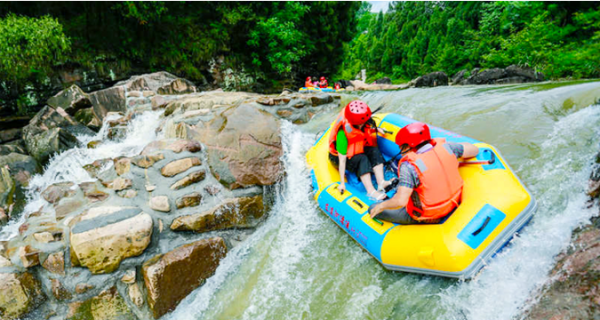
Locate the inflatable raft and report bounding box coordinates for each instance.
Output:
[306,113,536,279]
[300,86,344,93]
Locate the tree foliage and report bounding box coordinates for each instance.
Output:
[0,14,71,83]
[338,1,600,81]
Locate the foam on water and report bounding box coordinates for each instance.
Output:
[0,110,163,241]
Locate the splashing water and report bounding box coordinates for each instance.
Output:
[0,110,163,241]
[168,81,600,320]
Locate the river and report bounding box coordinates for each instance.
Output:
[166,80,600,320]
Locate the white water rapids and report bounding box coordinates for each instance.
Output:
[3,81,600,320]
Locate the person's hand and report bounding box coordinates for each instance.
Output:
[338,182,346,195]
[369,204,382,218]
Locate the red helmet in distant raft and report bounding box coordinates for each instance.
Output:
[320,76,326,80]
[396,122,431,148]
[344,100,372,125]
[306,76,311,81]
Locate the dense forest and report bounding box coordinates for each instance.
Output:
[1,1,600,112]
[339,2,600,82]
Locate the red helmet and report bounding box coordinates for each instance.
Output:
[396,122,431,149]
[344,100,372,125]
[306,77,311,81]
[320,76,326,81]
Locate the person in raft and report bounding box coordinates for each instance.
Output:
[319,76,329,88]
[329,100,392,201]
[305,76,315,88]
[368,122,479,224]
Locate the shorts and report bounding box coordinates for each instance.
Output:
[329,146,385,177]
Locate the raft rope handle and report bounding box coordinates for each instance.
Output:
[472,216,491,236]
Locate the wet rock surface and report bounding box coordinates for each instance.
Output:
[0,71,341,319]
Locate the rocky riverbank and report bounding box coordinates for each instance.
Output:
[0,71,341,319]
[525,153,600,319]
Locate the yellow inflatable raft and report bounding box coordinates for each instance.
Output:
[306,113,536,279]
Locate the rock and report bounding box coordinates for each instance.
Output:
[276,110,293,118]
[170,170,206,190]
[70,209,153,274]
[0,255,12,268]
[158,219,164,233]
[18,245,40,268]
[128,283,144,307]
[127,91,142,98]
[51,278,72,300]
[0,145,26,156]
[141,139,202,155]
[160,157,201,177]
[143,90,155,97]
[75,283,94,294]
[103,177,132,191]
[114,157,131,176]
[89,86,127,121]
[41,182,76,204]
[121,270,136,284]
[375,77,392,84]
[411,71,449,87]
[108,126,127,141]
[33,232,55,243]
[171,195,266,232]
[117,189,138,199]
[310,94,334,106]
[25,127,78,164]
[204,185,221,196]
[149,196,170,212]
[47,84,92,115]
[131,153,165,168]
[42,251,65,275]
[74,108,96,129]
[157,78,197,95]
[116,71,196,94]
[146,185,156,192]
[0,166,15,212]
[162,92,254,116]
[195,103,283,189]
[66,286,134,320]
[83,159,112,178]
[0,208,7,226]
[151,95,167,110]
[0,153,40,187]
[87,140,101,149]
[0,128,22,144]
[0,272,46,320]
[79,182,109,203]
[142,237,227,319]
[451,70,467,85]
[175,192,202,209]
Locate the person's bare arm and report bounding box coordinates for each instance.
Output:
[460,143,479,158]
[338,154,347,194]
[369,186,413,218]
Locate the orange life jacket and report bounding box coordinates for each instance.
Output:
[400,138,463,221]
[305,81,314,88]
[328,112,376,159]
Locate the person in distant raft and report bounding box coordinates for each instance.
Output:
[368,122,479,224]
[305,76,315,88]
[319,76,329,88]
[329,100,392,201]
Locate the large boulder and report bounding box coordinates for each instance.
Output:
[451,69,467,85]
[162,92,255,117]
[0,272,46,320]
[171,195,266,232]
[22,106,92,164]
[142,237,227,319]
[411,71,449,87]
[192,103,283,189]
[141,139,202,155]
[0,166,15,213]
[0,153,40,187]
[70,207,153,274]
[89,86,127,121]
[375,77,392,84]
[115,71,197,95]
[47,84,92,116]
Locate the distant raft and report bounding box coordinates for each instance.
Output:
[306,113,536,279]
[299,87,344,93]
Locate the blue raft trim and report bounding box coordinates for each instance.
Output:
[457,204,506,250]
[476,148,506,171]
